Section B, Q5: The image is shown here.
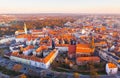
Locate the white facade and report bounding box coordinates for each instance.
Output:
[10,49,58,69]
[106,63,118,75]
[16,38,27,42]
[26,40,33,45]
[23,49,33,56]
[48,46,68,52]
[110,45,115,51]
[9,44,25,52]
[15,31,25,35]
[0,37,15,44]
[11,56,31,65]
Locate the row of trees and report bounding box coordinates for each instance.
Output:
[0,16,75,36]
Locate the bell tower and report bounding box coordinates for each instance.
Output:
[24,23,27,34]
[91,36,95,49]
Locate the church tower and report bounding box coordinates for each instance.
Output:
[91,36,95,48]
[24,23,27,34]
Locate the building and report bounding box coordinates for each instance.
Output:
[34,45,48,56]
[15,23,28,35]
[10,49,58,69]
[0,36,15,44]
[76,44,94,57]
[76,37,100,65]
[76,56,100,65]
[68,45,76,58]
[23,45,34,55]
[106,63,118,75]
[15,34,31,43]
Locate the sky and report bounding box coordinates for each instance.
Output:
[0,0,120,14]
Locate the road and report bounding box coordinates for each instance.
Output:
[98,48,120,68]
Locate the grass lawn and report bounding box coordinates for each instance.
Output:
[0,65,22,76]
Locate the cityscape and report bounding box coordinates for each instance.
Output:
[0,0,120,78]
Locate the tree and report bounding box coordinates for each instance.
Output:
[73,72,79,78]
[20,74,27,78]
[90,62,99,78]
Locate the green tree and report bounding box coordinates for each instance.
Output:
[90,62,99,78]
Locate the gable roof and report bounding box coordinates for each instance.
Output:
[76,44,93,53]
[76,56,100,62]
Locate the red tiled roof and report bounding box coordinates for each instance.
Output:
[76,44,93,53]
[36,46,48,53]
[43,49,56,63]
[76,56,100,62]
[11,49,56,64]
[23,45,34,51]
[108,63,117,68]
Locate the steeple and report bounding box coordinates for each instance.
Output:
[91,36,95,49]
[24,23,27,34]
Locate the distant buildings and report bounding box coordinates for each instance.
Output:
[6,15,120,72]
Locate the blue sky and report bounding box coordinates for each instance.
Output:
[0,0,120,14]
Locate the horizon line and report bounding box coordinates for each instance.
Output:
[0,12,120,15]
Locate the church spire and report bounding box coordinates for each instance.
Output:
[24,23,27,34]
[91,36,95,49]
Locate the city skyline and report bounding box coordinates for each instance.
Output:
[0,0,120,14]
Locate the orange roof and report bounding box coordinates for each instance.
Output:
[16,34,31,38]
[16,30,24,32]
[95,41,107,46]
[100,26,106,31]
[49,30,57,35]
[76,56,100,62]
[80,36,87,39]
[23,45,34,51]
[108,63,117,68]
[57,34,74,40]
[76,44,93,53]
[43,49,56,63]
[13,64,22,71]
[11,52,19,56]
[30,55,43,62]
[77,44,90,48]
[36,46,48,53]
[101,35,107,39]
[11,49,57,64]
[100,41,106,45]
[36,47,42,53]
[84,26,93,29]
[113,32,118,37]
[63,34,73,38]
[32,35,39,38]
[19,74,27,78]
[40,36,50,41]
[32,30,42,32]
[56,44,69,47]
[11,52,44,62]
